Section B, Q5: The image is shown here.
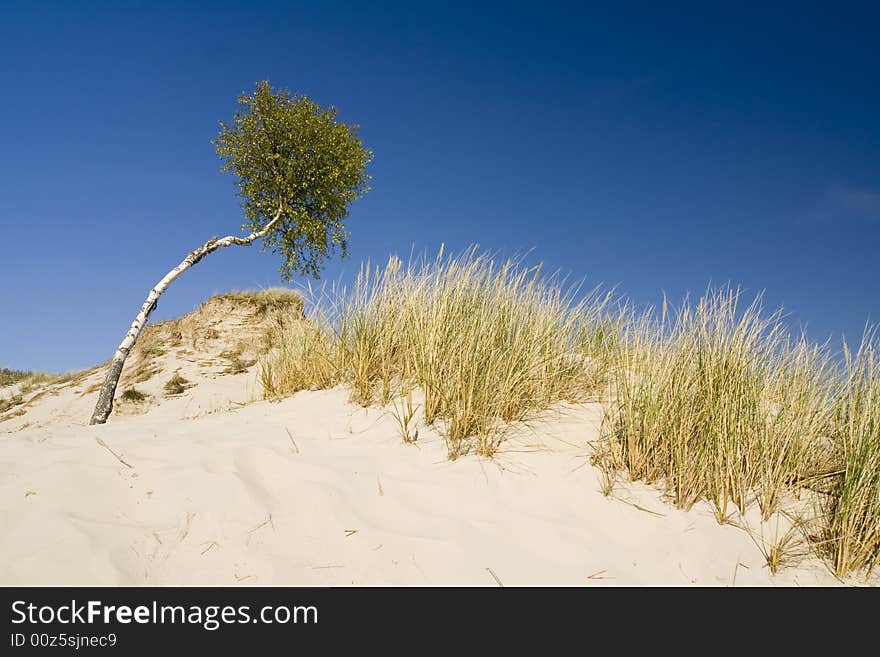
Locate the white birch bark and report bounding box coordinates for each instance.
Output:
[89,207,284,425]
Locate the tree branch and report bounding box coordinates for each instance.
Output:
[89,203,285,425]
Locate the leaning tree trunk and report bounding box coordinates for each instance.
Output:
[89,207,284,425]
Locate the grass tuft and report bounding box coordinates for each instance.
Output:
[217,288,304,317]
[822,332,880,577]
[262,247,614,459]
[163,373,192,396]
[602,289,836,521]
[120,388,148,403]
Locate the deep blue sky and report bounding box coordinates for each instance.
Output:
[1,1,878,372]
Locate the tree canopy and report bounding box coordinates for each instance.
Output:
[214,81,372,279]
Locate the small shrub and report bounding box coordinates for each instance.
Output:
[163,373,191,396]
[120,388,148,403]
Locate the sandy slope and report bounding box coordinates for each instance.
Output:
[1,390,851,586]
[0,298,865,586]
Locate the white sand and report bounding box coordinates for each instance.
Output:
[0,301,862,586]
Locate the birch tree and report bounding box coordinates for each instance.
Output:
[90,81,372,425]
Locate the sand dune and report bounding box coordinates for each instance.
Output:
[0,296,864,586]
[0,391,846,586]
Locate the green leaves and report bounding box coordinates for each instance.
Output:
[214,80,372,279]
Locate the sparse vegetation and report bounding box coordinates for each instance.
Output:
[260,319,341,395]
[7,249,877,578]
[0,393,24,414]
[600,289,836,522]
[218,288,304,318]
[748,512,812,575]
[261,247,614,458]
[1,367,92,416]
[120,388,148,403]
[1,368,33,387]
[163,373,192,396]
[128,362,161,385]
[260,247,880,578]
[1,368,64,392]
[219,350,257,374]
[121,325,169,386]
[109,290,301,390]
[139,345,167,359]
[822,334,880,577]
[391,385,419,445]
[598,288,880,577]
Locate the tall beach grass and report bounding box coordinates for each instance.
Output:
[260,247,879,577]
[823,334,880,576]
[599,289,879,577]
[600,289,837,522]
[261,247,614,458]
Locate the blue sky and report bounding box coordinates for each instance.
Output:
[1,1,878,372]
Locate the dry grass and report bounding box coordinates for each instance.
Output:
[821,334,880,577]
[10,254,870,577]
[598,288,879,577]
[113,288,304,387]
[262,246,614,458]
[1,369,69,393]
[0,394,24,414]
[391,385,419,444]
[122,324,170,386]
[1,368,38,387]
[601,289,836,522]
[260,315,343,396]
[126,361,161,385]
[219,349,257,374]
[81,381,103,395]
[750,513,812,575]
[163,373,192,396]
[1,366,95,415]
[120,388,148,403]
[262,249,878,576]
[217,288,304,318]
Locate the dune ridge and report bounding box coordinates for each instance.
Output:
[1,285,876,586]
